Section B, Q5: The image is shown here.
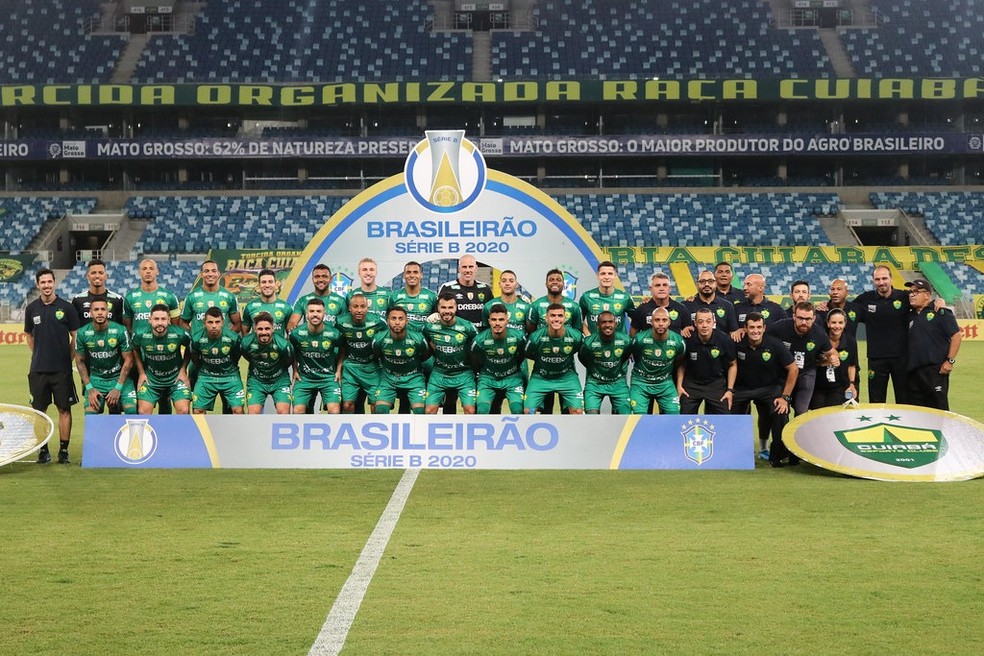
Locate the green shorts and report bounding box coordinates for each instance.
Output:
[341,361,380,402]
[584,377,631,414]
[137,378,192,406]
[374,371,428,407]
[193,376,246,412]
[426,369,478,409]
[86,375,137,415]
[293,377,342,409]
[247,374,293,407]
[476,373,525,414]
[629,377,680,415]
[523,372,584,413]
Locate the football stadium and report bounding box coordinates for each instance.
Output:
[1,0,983,653]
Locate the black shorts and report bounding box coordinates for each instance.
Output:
[29,372,78,411]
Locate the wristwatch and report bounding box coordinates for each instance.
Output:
[947,358,956,365]
[781,394,792,402]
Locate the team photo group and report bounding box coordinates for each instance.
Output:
[26,251,960,467]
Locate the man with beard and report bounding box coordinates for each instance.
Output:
[423,293,478,414]
[72,258,124,326]
[733,313,798,467]
[75,299,136,415]
[290,298,343,415]
[132,304,192,415]
[471,304,527,414]
[677,307,736,415]
[524,303,584,415]
[372,306,430,414]
[579,311,632,414]
[242,269,292,335]
[482,269,531,332]
[527,269,583,414]
[767,302,838,416]
[288,263,347,331]
[732,273,785,339]
[684,270,738,334]
[629,307,686,415]
[786,280,812,318]
[336,293,386,414]
[190,307,245,414]
[241,312,293,414]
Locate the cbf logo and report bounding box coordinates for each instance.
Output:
[331,272,353,296]
[113,418,158,465]
[404,130,487,213]
[682,418,715,465]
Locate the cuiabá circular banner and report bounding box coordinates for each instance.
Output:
[784,404,984,482]
[282,130,605,304]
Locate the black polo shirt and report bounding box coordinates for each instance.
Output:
[717,285,742,305]
[854,289,910,359]
[684,295,739,333]
[24,296,81,372]
[735,334,795,390]
[735,298,786,327]
[815,333,859,391]
[907,306,959,371]
[816,300,862,338]
[630,298,691,334]
[767,318,832,370]
[682,329,736,385]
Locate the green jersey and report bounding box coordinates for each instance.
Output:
[388,288,438,330]
[335,313,387,364]
[630,330,686,383]
[579,332,633,383]
[471,328,526,379]
[579,288,636,333]
[292,291,347,327]
[372,330,430,376]
[526,327,583,379]
[190,328,242,379]
[290,323,342,382]
[123,286,180,333]
[424,317,477,374]
[241,331,293,383]
[242,297,293,334]
[483,296,532,332]
[132,326,190,385]
[348,287,391,320]
[76,321,131,379]
[181,287,239,338]
[527,296,583,329]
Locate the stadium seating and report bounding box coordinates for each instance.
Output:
[129,196,352,253]
[492,0,832,79]
[132,0,470,83]
[0,0,124,83]
[870,191,984,245]
[840,0,984,77]
[0,197,98,255]
[553,192,837,247]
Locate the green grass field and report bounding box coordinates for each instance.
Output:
[1,343,982,655]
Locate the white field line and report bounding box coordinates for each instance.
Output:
[308,467,421,656]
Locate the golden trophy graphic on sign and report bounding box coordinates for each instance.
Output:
[426,130,465,207]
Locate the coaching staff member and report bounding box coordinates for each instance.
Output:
[25,268,81,464]
[905,279,961,410]
[677,307,736,414]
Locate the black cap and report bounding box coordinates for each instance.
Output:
[905,279,934,294]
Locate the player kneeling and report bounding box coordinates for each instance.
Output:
[76,299,138,415]
[242,312,293,414]
[471,304,526,413]
[190,307,245,414]
[132,303,192,414]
